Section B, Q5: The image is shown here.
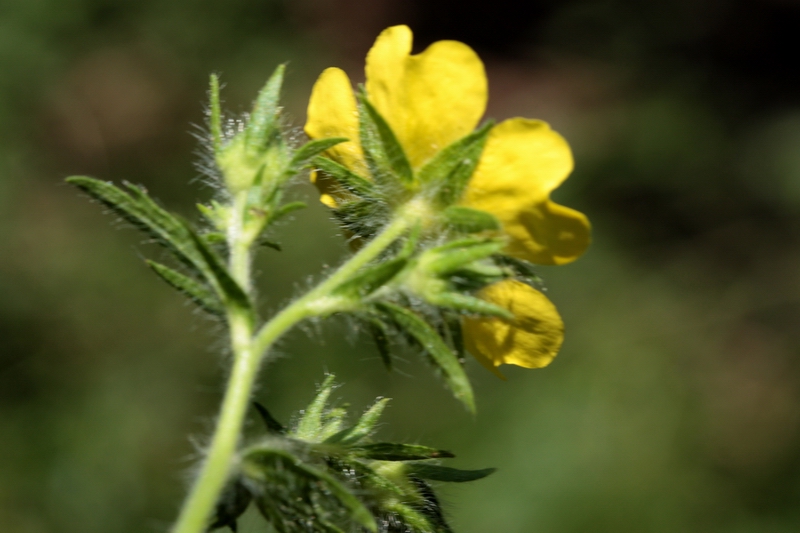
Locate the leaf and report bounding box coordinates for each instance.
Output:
[294,375,337,441]
[416,121,493,206]
[145,261,223,316]
[66,177,205,275]
[333,258,407,298]
[427,292,513,319]
[245,64,284,155]
[184,225,252,312]
[442,205,500,233]
[253,402,285,434]
[209,479,252,532]
[325,398,390,445]
[243,447,377,532]
[494,254,543,284]
[357,88,413,187]
[408,464,496,483]
[375,302,475,412]
[312,156,377,198]
[425,238,506,276]
[352,443,454,461]
[367,319,393,371]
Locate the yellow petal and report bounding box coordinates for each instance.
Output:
[463,280,564,372]
[365,25,487,168]
[305,67,366,174]
[464,117,590,265]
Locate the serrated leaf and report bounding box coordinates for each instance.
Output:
[243,447,377,532]
[245,64,284,155]
[442,205,500,233]
[145,261,223,316]
[325,398,390,445]
[352,443,454,461]
[294,375,336,441]
[408,464,496,483]
[184,225,252,312]
[253,402,285,434]
[357,89,413,188]
[333,258,407,298]
[375,302,474,412]
[415,121,493,206]
[66,177,205,275]
[312,156,377,198]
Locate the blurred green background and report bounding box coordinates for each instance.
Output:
[3,0,800,531]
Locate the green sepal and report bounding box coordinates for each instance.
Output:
[312,156,377,198]
[367,319,393,371]
[428,292,512,319]
[242,446,378,533]
[66,177,205,275]
[357,88,413,188]
[416,121,493,206]
[145,260,223,316]
[332,199,387,239]
[351,443,454,461]
[333,257,407,298]
[425,238,506,276]
[294,375,337,441]
[253,401,286,434]
[373,302,475,412]
[325,397,390,445]
[442,205,500,233]
[408,464,496,483]
[286,138,348,178]
[245,64,284,156]
[495,254,543,284]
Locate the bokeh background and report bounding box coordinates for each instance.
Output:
[3,0,800,531]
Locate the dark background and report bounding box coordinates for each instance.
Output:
[2,0,800,531]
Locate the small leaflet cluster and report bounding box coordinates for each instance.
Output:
[210,376,495,533]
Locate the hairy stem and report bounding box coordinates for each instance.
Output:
[171,204,415,533]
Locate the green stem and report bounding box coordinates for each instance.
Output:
[171,206,415,533]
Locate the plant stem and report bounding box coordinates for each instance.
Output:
[171,205,415,533]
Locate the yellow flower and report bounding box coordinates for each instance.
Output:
[305,25,590,373]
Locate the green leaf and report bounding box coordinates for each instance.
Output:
[66,177,205,275]
[333,258,407,298]
[253,402,285,434]
[243,447,377,532]
[332,200,388,240]
[367,319,393,371]
[184,225,252,312]
[325,398,390,445]
[375,302,474,412]
[145,261,223,316]
[352,443,454,461]
[312,156,377,198]
[294,375,337,441]
[245,64,284,155]
[416,121,493,206]
[442,205,500,233]
[408,464,496,483]
[357,88,413,187]
[495,254,543,284]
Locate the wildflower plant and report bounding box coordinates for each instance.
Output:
[67,25,589,533]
